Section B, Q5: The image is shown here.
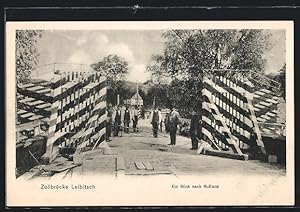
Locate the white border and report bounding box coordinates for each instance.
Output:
[6,21,294,206]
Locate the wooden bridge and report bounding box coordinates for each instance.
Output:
[201,69,284,160]
[16,63,107,164]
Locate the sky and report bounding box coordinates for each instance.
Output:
[35,29,286,82]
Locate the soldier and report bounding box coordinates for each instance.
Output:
[168,107,181,145]
[132,105,139,132]
[113,105,122,136]
[249,126,261,158]
[123,106,131,133]
[164,112,170,133]
[190,108,201,149]
[159,108,163,133]
[150,106,162,137]
[106,105,113,142]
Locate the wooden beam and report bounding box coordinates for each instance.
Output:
[204,149,249,161]
[135,162,146,170]
[143,161,154,170]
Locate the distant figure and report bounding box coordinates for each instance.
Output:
[123,106,131,133]
[168,107,181,145]
[132,106,139,132]
[141,107,145,119]
[150,107,162,137]
[106,106,113,142]
[250,126,258,146]
[164,112,170,133]
[158,109,163,133]
[113,106,122,136]
[249,126,261,156]
[190,108,201,149]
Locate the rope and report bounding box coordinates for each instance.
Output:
[28,150,45,171]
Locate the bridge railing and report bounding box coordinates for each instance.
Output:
[203,69,281,94]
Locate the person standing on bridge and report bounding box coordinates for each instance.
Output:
[132,105,139,132]
[168,107,181,145]
[105,105,113,142]
[150,106,162,137]
[113,105,122,136]
[123,106,131,133]
[190,108,201,149]
[159,108,163,133]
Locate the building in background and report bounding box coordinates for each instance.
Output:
[124,85,144,106]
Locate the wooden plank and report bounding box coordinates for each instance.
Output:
[17,94,24,99]
[204,149,249,161]
[17,109,27,115]
[20,112,35,118]
[62,82,77,89]
[116,157,125,171]
[17,170,39,181]
[17,135,28,141]
[134,161,146,170]
[17,120,41,131]
[266,98,278,104]
[254,90,265,96]
[36,88,51,94]
[19,97,35,103]
[84,82,99,89]
[260,101,272,107]
[254,104,266,109]
[27,85,45,91]
[28,115,43,121]
[18,83,35,89]
[36,103,51,109]
[28,100,44,106]
[142,161,154,170]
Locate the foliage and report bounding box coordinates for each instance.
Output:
[272,64,286,100]
[154,29,271,76]
[16,30,43,83]
[91,54,128,81]
[91,54,129,105]
[279,64,286,100]
[142,82,170,109]
[146,29,272,116]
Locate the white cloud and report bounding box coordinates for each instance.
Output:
[65,33,135,66]
[94,34,109,45]
[76,37,87,46]
[264,31,286,74]
[127,64,151,82]
[67,50,92,64]
[106,43,135,62]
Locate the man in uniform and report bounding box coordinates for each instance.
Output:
[164,112,170,133]
[159,108,163,133]
[168,107,181,145]
[190,108,201,149]
[113,105,122,136]
[150,106,162,137]
[105,105,113,142]
[123,106,131,133]
[132,105,139,132]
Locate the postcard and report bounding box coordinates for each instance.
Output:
[6,21,294,206]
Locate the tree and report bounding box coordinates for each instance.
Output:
[147,29,271,116]
[279,64,286,100]
[90,54,129,105]
[91,54,128,81]
[272,64,286,100]
[16,30,43,83]
[151,29,270,77]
